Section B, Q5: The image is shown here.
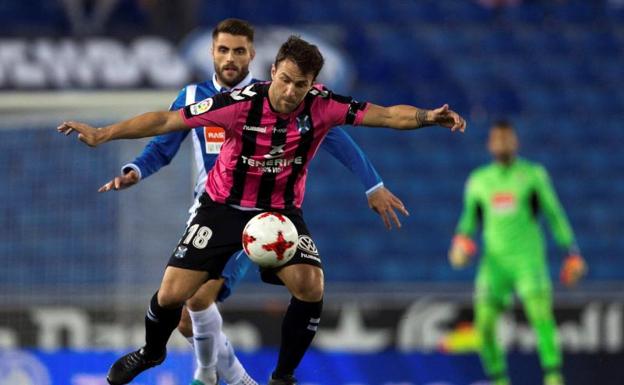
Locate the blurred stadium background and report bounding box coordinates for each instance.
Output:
[1,0,623,384]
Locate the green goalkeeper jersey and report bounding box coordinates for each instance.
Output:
[456,158,576,263]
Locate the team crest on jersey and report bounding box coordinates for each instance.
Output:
[297,115,311,134]
[190,98,213,116]
[174,245,188,258]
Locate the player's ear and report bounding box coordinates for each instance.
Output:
[270,64,276,80]
[249,45,256,60]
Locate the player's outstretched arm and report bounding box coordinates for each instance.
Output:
[57,110,187,147]
[361,103,466,132]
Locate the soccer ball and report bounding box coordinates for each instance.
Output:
[242,212,299,268]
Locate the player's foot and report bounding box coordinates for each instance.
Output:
[191,366,218,385]
[268,373,297,385]
[233,372,259,385]
[106,347,166,385]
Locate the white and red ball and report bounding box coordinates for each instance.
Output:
[242,212,299,268]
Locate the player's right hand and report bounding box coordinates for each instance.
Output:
[448,234,477,269]
[98,170,140,192]
[57,121,104,147]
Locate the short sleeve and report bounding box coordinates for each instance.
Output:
[312,85,369,127]
[180,92,241,132]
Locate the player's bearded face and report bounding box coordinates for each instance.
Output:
[488,127,518,163]
[269,59,314,114]
[212,33,254,88]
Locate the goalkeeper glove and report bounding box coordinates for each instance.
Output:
[560,253,586,287]
[448,234,477,269]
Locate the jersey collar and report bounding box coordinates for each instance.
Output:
[212,72,254,92]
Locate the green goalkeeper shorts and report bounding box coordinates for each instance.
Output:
[475,254,552,307]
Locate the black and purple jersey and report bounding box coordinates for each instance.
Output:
[180,82,369,209]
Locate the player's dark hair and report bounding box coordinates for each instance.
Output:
[212,18,254,42]
[274,36,324,79]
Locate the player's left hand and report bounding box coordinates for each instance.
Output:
[428,104,466,133]
[367,186,409,230]
[560,254,587,287]
[57,121,104,147]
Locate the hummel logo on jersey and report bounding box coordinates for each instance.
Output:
[230,85,257,101]
[264,144,286,159]
[297,115,311,134]
[243,125,267,133]
[309,88,329,98]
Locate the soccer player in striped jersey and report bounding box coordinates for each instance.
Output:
[98,19,407,385]
[59,36,466,385]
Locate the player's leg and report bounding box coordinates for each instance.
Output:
[178,305,194,345]
[475,300,509,385]
[185,279,224,385]
[107,193,245,385]
[272,264,323,385]
[260,211,324,385]
[177,249,258,385]
[522,292,562,385]
[474,262,513,385]
[107,266,208,385]
[516,265,562,385]
[212,250,258,385]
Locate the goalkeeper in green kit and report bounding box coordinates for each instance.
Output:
[449,121,587,385]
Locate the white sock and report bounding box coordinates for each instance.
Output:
[217,331,258,385]
[189,304,221,383]
[186,336,194,348]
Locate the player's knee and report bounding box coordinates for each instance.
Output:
[186,294,215,311]
[185,279,223,311]
[157,287,191,308]
[290,270,324,301]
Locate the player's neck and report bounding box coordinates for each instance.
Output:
[495,156,516,167]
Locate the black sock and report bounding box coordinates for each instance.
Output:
[143,291,182,359]
[274,297,323,378]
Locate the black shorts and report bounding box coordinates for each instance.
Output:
[168,193,323,285]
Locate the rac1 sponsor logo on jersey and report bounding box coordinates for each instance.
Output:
[492,192,517,214]
[190,97,213,115]
[204,126,225,154]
